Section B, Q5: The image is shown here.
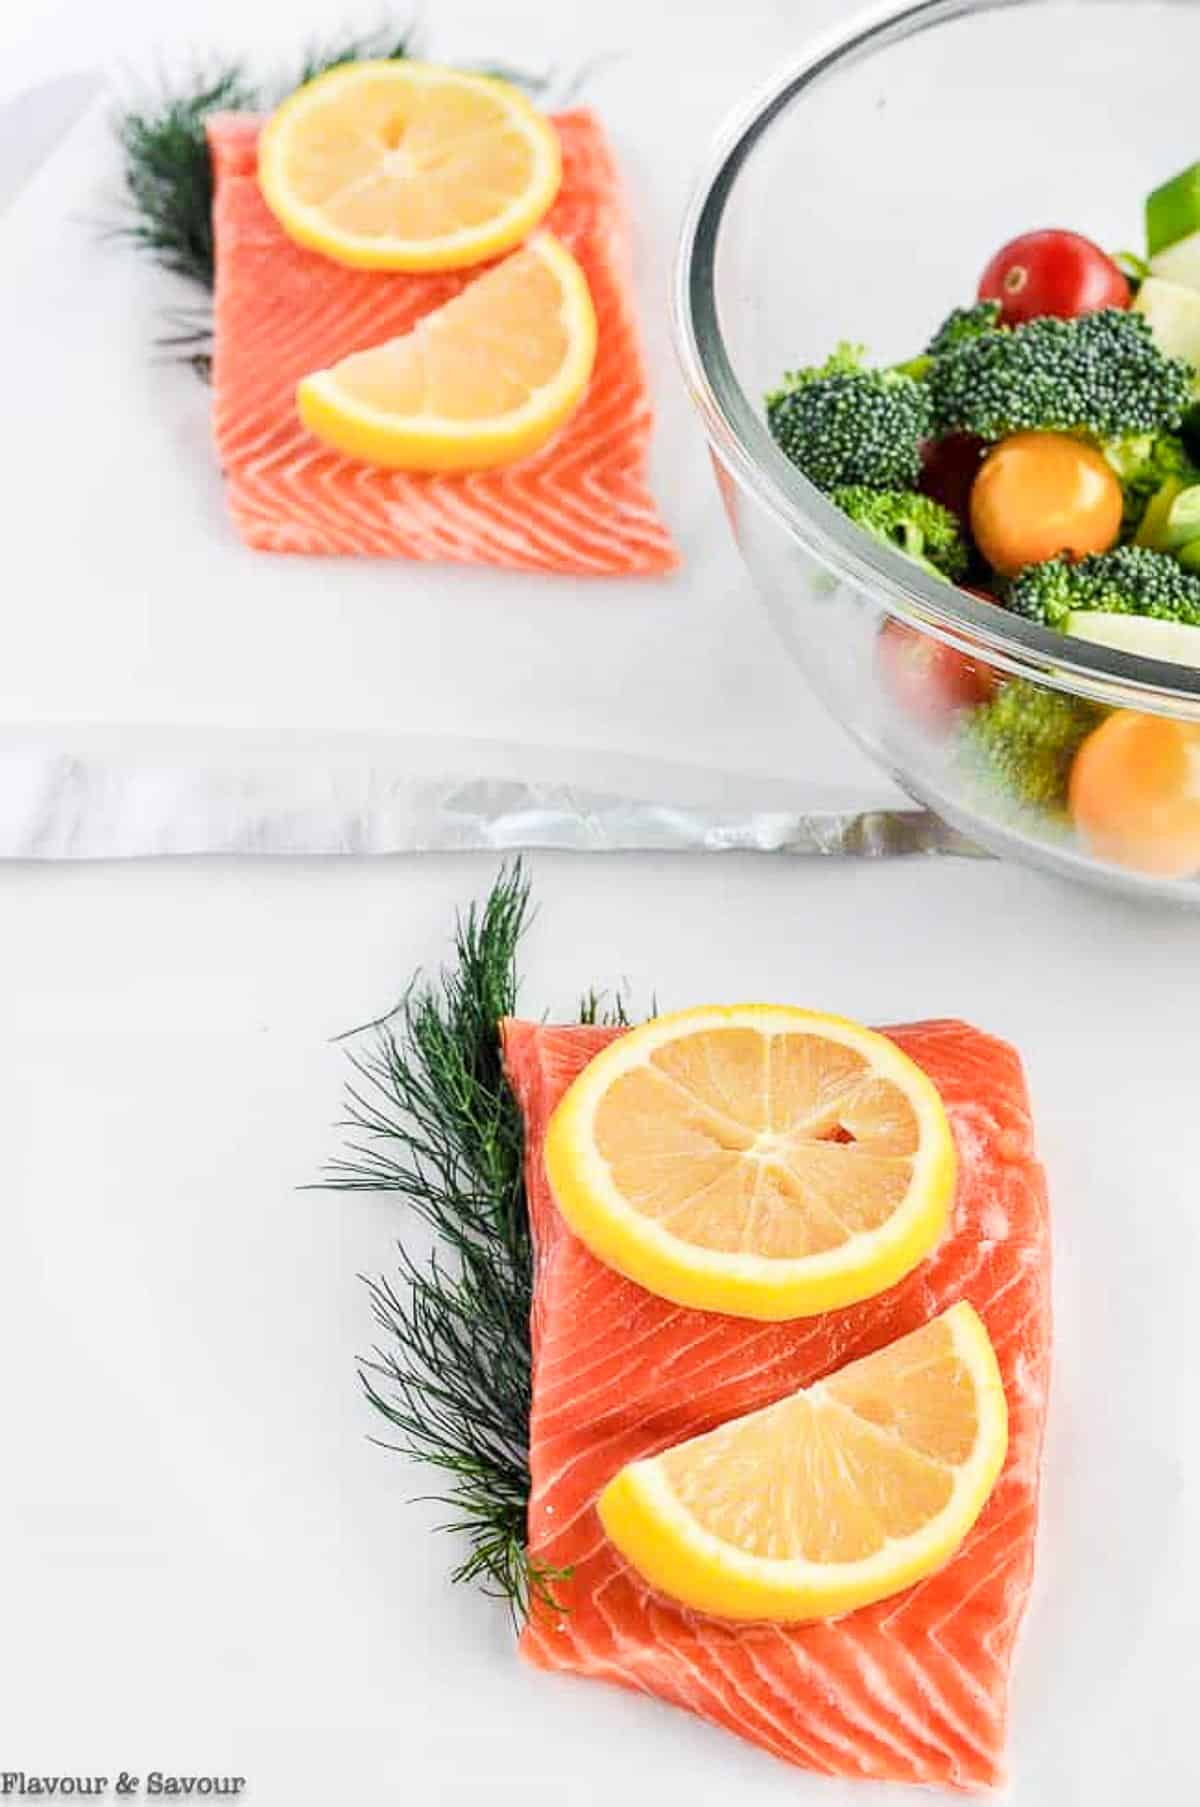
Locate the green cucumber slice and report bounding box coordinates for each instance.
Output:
[1162,488,1200,552]
[1134,476,1189,549]
[1066,609,1200,667]
[1147,161,1200,258]
[1150,229,1200,292]
[1134,276,1200,367]
[1134,481,1200,554]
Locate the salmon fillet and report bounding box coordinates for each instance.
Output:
[206,111,678,575]
[501,1018,1051,1791]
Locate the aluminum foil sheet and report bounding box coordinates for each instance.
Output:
[0,728,986,860]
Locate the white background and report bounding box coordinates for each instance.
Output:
[3,2,1200,1805]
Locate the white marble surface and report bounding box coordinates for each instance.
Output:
[3,3,1200,1806]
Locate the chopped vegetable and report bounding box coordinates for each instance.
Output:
[929,309,1193,442]
[1150,232,1200,291]
[1007,544,1200,630]
[1070,711,1200,877]
[978,229,1129,326]
[1064,609,1200,667]
[1132,477,1200,555]
[766,345,932,492]
[969,433,1122,576]
[1134,276,1200,367]
[830,486,968,580]
[959,681,1103,815]
[1133,475,1191,549]
[1147,161,1200,260]
[1103,429,1199,535]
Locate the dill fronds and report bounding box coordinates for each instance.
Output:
[324,863,570,1623]
[117,67,255,287]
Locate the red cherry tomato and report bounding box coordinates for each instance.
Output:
[978,230,1130,325]
[919,433,987,528]
[877,620,999,734]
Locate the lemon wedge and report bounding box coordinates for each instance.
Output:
[296,232,597,472]
[544,1004,955,1321]
[259,60,562,272]
[598,1301,1007,1622]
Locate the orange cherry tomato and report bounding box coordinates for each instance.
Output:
[1069,710,1200,878]
[969,432,1123,577]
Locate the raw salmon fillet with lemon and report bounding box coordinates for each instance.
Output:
[501,1016,1051,1790]
[206,109,678,573]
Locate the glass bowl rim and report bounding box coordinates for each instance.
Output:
[672,0,1200,714]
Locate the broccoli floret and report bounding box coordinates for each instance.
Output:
[1104,431,1200,536]
[959,681,1104,815]
[926,300,1003,357]
[929,309,1193,442]
[767,343,933,492]
[793,341,869,381]
[1104,430,1196,494]
[1008,544,1200,630]
[831,485,968,581]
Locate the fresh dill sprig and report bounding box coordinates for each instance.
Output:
[155,303,216,379]
[117,67,256,287]
[324,865,639,1623]
[291,25,416,89]
[577,986,630,1027]
[323,862,555,1623]
[114,26,417,290]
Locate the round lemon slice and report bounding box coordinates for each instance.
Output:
[544,1004,956,1321]
[259,60,562,271]
[598,1301,1007,1622]
[296,232,597,472]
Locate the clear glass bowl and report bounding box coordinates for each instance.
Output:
[675,0,1200,902]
